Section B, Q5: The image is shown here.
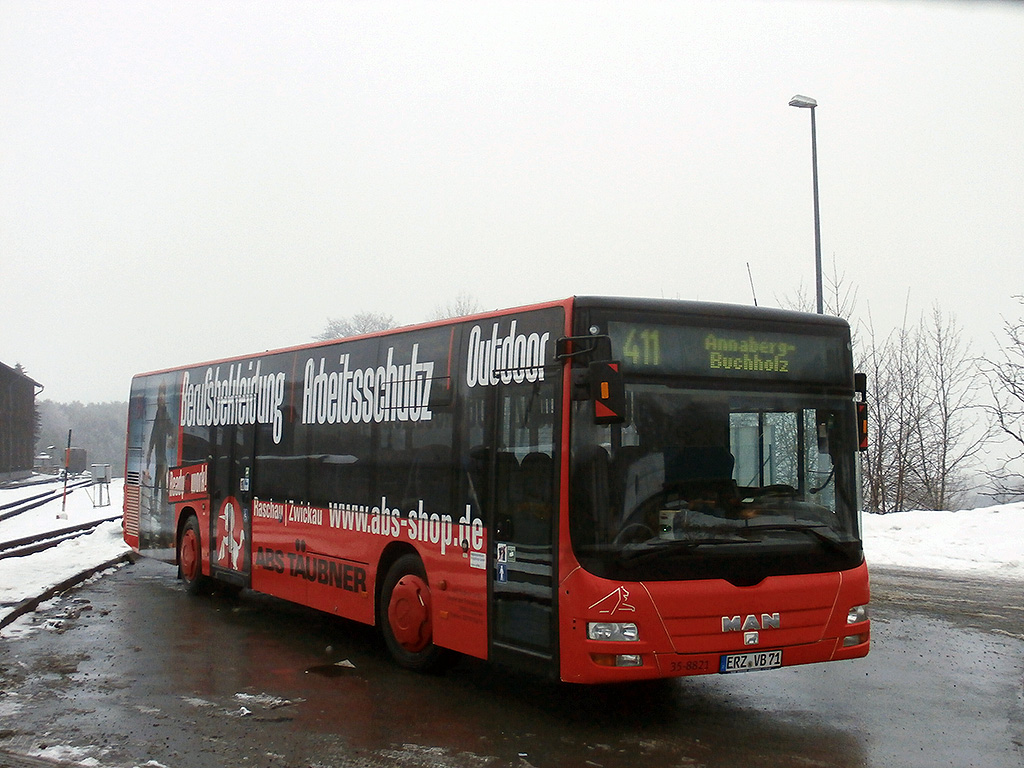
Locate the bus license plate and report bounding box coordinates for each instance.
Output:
[719,650,782,673]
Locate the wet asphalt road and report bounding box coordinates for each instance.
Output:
[0,558,1021,768]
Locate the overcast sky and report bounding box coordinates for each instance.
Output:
[2,0,1021,403]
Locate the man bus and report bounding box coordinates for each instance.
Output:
[123,296,869,683]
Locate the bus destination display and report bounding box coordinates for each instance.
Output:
[607,321,850,385]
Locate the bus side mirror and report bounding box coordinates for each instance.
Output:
[589,361,626,425]
[854,372,868,452]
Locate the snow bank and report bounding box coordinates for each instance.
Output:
[862,502,1024,579]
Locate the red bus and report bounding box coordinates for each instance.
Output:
[123,296,869,683]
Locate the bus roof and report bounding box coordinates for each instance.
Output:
[573,295,851,329]
[130,295,848,380]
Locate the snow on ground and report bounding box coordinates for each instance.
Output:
[0,477,124,540]
[862,502,1024,579]
[1,476,1022,636]
[1,478,130,633]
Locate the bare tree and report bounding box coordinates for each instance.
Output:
[862,304,986,512]
[985,296,1024,501]
[314,293,484,342]
[429,292,483,321]
[776,257,859,322]
[316,311,397,341]
[908,306,989,510]
[860,309,922,513]
[859,323,888,512]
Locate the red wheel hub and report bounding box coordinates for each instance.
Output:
[388,574,432,653]
[180,528,199,581]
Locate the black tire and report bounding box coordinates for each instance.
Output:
[178,516,211,595]
[379,554,451,672]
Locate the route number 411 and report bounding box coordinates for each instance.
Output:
[622,328,661,367]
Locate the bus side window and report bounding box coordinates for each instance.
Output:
[495,383,557,546]
[495,452,519,519]
[514,452,553,544]
[402,443,452,513]
[570,445,610,547]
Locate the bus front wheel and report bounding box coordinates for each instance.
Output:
[380,554,449,672]
[178,516,210,595]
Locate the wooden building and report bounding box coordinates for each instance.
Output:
[0,361,41,482]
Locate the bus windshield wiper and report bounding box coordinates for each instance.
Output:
[740,523,849,554]
[618,536,749,562]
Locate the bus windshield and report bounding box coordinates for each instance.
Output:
[570,383,863,584]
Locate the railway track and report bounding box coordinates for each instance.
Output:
[0,479,93,523]
[0,515,122,561]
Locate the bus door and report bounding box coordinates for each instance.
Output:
[208,423,253,587]
[488,376,559,670]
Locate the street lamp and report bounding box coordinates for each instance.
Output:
[789,94,823,314]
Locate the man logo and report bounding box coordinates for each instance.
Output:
[722,613,781,633]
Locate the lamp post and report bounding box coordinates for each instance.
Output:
[789,94,823,314]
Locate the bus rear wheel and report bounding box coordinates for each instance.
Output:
[380,554,450,672]
[178,516,210,595]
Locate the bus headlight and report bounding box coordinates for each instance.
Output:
[847,604,869,624]
[587,622,639,642]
